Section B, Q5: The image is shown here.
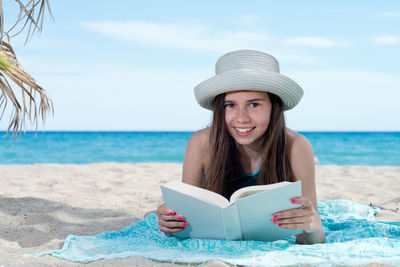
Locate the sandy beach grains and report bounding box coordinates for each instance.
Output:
[0,163,399,266]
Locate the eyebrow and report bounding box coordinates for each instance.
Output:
[224,98,267,103]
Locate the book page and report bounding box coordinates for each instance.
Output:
[235,181,302,241]
[162,181,230,207]
[229,181,291,203]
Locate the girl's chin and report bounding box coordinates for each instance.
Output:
[229,130,265,147]
[231,134,257,145]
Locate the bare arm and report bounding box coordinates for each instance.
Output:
[291,135,318,210]
[291,135,325,244]
[157,128,209,234]
[182,128,209,187]
[273,134,325,244]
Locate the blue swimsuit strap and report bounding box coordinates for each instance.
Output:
[204,167,261,181]
[241,167,261,177]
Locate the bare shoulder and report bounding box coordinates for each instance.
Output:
[187,127,210,148]
[286,128,313,157]
[182,128,211,186]
[186,128,211,162]
[286,128,315,181]
[286,129,318,208]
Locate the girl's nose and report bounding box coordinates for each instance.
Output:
[236,107,251,123]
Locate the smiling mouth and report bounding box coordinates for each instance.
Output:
[233,127,256,136]
[234,127,255,133]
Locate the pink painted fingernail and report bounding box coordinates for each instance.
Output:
[183,222,188,227]
[170,212,175,215]
[291,199,296,204]
[273,215,278,219]
[279,224,282,227]
[272,219,276,224]
[178,216,183,220]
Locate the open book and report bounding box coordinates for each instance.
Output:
[160,180,302,242]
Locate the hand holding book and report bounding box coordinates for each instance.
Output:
[272,197,322,231]
[157,204,188,234]
[272,196,325,243]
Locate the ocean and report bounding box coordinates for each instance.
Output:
[0,131,399,166]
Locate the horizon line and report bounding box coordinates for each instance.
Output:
[1,130,400,133]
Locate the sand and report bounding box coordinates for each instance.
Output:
[0,163,399,266]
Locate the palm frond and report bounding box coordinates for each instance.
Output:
[0,0,4,40]
[0,40,53,139]
[1,0,54,44]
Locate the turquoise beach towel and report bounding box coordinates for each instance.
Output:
[29,200,400,266]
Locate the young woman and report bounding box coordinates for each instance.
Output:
[157,50,325,244]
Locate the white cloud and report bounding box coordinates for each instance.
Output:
[378,12,400,18]
[82,21,353,54]
[372,35,399,45]
[82,21,271,53]
[282,37,353,47]
[235,14,261,26]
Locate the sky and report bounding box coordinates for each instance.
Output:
[1,0,399,131]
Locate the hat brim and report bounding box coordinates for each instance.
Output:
[194,68,303,111]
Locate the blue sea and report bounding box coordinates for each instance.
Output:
[0,132,399,166]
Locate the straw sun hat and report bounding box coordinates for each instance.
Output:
[194,50,304,111]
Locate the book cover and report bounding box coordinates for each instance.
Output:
[160,181,302,241]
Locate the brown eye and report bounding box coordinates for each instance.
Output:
[249,103,259,108]
[224,103,235,108]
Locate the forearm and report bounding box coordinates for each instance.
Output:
[297,227,325,244]
[304,228,325,244]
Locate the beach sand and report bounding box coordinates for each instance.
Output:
[0,163,399,266]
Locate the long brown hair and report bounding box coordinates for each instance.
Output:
[204,92,295,198]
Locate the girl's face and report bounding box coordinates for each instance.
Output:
[224,90,272,148]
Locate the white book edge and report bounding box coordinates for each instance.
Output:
[161,181,230,207]
[229,181,292,202]
[162,180,296,208]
